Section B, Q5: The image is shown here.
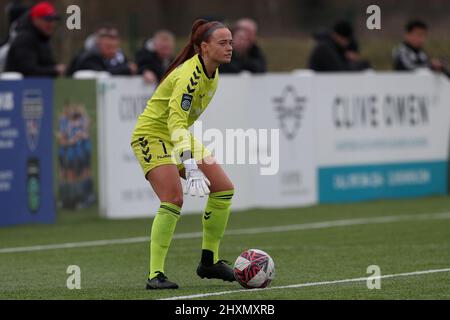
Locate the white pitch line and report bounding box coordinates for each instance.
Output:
[1,211,450,254]
[160,267,450,300]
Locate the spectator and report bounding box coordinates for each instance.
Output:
[308,20,368,72]
[0,1,29,72]
[66,30,101,76]
[393,20,449,77]
[346,39,371,71]
[4,1,65,77]
[135,30,176,84]
[220,18,266,74]
[70,26,138,76]
[0,0,29,46]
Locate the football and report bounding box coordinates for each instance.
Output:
[233,249,275,289]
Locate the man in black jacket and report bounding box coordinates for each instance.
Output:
[308,21,360,72]
[70,26,137,76]
[135,30,175,84]
[392,20,449,78]
[5,1,65,77]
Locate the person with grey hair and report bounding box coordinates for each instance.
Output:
[68,25,137,76]
[219,18,267,74]
[135,30,176,84]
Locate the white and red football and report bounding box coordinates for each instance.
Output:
[233,249,275,289]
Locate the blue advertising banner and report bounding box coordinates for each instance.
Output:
[319,161,447,203]
[0,79,55,227]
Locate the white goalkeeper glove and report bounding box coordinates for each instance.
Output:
[183,158,211,197]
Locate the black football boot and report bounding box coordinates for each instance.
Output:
[146,271,179,290]
[196,250,236,282]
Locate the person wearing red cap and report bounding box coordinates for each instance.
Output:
[5,1,65,76]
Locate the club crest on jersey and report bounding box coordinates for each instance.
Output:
[181,94,193,111]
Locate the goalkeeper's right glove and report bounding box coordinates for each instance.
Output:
[183,158,211,197]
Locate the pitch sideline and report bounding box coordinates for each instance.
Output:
[160,267,450,300]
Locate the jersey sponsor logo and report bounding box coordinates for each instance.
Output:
[181,93,193,111]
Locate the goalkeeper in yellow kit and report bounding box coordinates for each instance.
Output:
[131,19,235,289]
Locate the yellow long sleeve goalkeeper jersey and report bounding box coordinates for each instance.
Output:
[132,53,219,157]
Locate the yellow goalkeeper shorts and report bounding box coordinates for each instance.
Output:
[131,134,211,178]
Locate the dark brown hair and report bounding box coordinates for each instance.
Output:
[160,19,226,82]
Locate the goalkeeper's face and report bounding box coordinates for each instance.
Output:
[202,28,233,64]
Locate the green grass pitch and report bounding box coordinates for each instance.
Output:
[1,196,450,300]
